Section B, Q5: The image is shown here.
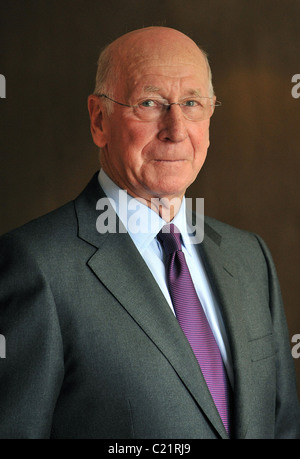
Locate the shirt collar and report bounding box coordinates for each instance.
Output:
[98,169,192,255]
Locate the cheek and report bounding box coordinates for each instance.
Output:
[113,117,154,149]
[108,124,156,180]
[120,125,157,168]
[127,122,156,148]
[191,124,210,159]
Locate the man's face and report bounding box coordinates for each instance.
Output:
[90,29,213,204]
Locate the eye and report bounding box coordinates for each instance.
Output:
[182,99,200,107]
[139,99,157,108]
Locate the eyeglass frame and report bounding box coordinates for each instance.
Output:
[97,93,221,121]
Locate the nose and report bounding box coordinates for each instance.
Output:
[157,104,188,143]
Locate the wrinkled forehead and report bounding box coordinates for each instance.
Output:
[111,31,210,98]
[124,65,210,101]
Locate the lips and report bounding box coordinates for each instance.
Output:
[152,159,188,164]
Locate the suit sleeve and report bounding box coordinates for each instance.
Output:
[0,232,64,438]
[254,234,300,439]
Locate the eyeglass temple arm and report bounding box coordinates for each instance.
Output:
[98,94,132,108]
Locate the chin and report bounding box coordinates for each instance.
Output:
[148,180,188,200]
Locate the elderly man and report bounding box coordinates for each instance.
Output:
[0,27,299,439]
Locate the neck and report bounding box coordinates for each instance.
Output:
[144,195,183,222]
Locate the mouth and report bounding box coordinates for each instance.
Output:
[153,159,187,163]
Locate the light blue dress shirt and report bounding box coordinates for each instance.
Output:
[98,169,233,386]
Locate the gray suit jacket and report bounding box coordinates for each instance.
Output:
[0,173,299,439]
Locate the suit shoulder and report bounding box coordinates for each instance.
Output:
[205,215,253,240]
[0,201,77,251]
[204,215,268,256]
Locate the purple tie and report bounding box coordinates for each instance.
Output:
[157,223,231,436]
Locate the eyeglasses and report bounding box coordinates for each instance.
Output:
[98,94,221,122]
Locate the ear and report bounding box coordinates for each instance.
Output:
[87,95,108,148]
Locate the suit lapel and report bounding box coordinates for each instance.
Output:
[74,175,228,438]
[199,221,254,438]
[88,231,229,438]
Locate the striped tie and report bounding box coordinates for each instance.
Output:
[157,223,231,436]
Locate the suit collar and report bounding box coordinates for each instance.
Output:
[199,222,254,438]
[75,172,112,249]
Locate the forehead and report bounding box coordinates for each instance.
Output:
[111,31,210,98]
[122,58,209,99]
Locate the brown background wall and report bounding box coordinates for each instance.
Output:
[1,0,300,397]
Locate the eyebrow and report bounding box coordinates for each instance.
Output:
[186,89,203,97]
[142,86,204,97]
[143,86,160,93]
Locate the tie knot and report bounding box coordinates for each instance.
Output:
[157,224,182,256]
